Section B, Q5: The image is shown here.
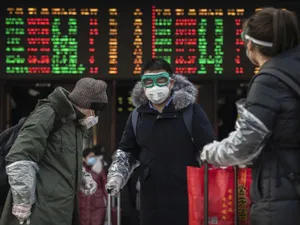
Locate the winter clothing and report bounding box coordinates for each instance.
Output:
[120,167,141,225]
[0,87,89,225]
[108,74,216,225]
[69,77,108,109]
[12,204,31,224]
[79,159,107,225]
[201,99,270,166]
[0,118,26,215]
[80,167,98,196]
[201,44,300,225]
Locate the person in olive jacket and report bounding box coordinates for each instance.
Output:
[0,78,108,225]
[106,59,216,225]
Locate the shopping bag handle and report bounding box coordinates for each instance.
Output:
[204,161,209,225]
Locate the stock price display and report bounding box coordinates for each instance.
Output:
[5,7,107,75]
[3,7,256,78]
[151,7,249,75]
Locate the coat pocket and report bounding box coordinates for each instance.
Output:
[35,173,61,206]
[142,165,151,181]
[140,148,154,182]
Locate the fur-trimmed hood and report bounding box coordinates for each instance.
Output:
[131,74,198,110]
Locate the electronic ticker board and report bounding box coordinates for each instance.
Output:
[3,6,297,78]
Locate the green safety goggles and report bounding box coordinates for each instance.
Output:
[241,28,249,43]
[241,31,246,42]
[141,72,171,88]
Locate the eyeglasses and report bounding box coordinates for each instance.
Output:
[141,72,170,88]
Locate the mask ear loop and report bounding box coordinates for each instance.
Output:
[90,110,95,117]
[80,108,95,118]
[80,108,89,116]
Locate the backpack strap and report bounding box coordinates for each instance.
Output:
[182,104,194,143]
[259,67,300,196]
[260,67,300,98]
[131,108,139,137]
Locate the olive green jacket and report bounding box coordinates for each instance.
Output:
[0,87,88,225]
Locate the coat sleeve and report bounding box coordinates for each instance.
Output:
[245,74,281,129]
[5,104,56,205]
[107,112,140,189]
[118,112,140,156]
[200,75,277,166]
[192,104,216,149]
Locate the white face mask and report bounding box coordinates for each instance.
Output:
[145,85,170,104]
[92,156,104,174]
[246,49,260,66]
[245,42,260,66]
[79,116,99,129]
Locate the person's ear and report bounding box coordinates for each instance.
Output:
[169,79,175,89]
[247,40,255,51]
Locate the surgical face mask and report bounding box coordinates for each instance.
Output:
[91,156,104,173]
[79,116,99,129]
[86,157,97,166]
[145,85,170,105]
[246,48,251,62]
[246,48,259,66]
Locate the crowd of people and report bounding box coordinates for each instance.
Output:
[0,6,299,225]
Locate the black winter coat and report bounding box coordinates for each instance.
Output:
[119,75,216,225]
[245,45,300,225]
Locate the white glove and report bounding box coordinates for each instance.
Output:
[105,177,122,196]
[81,168,98,195]
[81,180,98,196]
[12,204,31,224]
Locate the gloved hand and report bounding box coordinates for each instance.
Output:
[80,179,98,196]
[105,176,122,196]
[12,204,31,224]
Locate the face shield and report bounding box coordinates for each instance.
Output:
[241,29,273,47]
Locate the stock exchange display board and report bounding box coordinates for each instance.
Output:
[2,7,271,78]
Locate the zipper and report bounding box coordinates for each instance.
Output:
[157,114,178,119]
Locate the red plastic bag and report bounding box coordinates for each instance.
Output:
[187,166,252,225]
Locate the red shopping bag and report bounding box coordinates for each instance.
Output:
[187,166,252,225]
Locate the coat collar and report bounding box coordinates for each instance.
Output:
[37,87,77,124]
